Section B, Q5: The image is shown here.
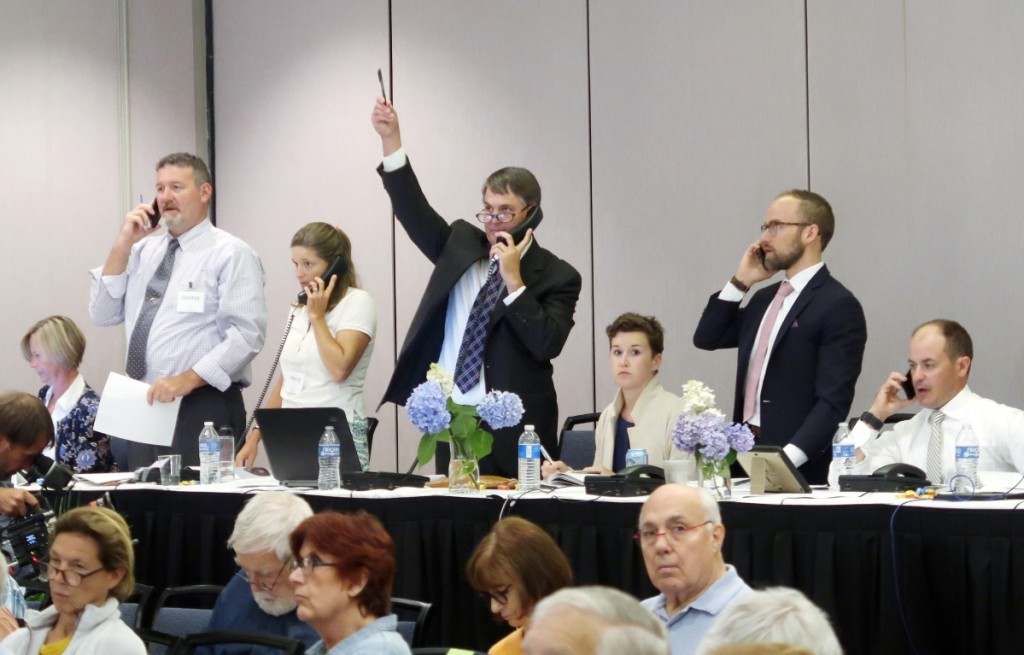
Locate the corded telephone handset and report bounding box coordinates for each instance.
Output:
[496,206,544,248]
[296,256,347,305]
[618,464,666,480]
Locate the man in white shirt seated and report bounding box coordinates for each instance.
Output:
[843,319,1024,486]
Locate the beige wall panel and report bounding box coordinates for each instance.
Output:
[808,0,1024,412]
[212,1,397,468]
[589,0,808,413]
[0,1,123,399]
[390,0,593,468]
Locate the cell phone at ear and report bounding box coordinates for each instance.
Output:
[149,198,161,228]
[296,256,347,305]
[497,206,545,247]
[901,369,916,399]
[756,245,766,267]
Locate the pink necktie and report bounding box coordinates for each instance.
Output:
[743,281,794,424]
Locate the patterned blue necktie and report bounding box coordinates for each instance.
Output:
[454,260,505,393]
[125,239,179,380]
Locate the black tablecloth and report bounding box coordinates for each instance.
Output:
[93,488,1024,654]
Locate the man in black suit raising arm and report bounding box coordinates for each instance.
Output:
[693,191,867,484]
[371,97,582,478]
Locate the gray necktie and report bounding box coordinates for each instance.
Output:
[125,239,179,380]
[926,410,945,484]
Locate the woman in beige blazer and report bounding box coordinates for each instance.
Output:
[544,312,687,476]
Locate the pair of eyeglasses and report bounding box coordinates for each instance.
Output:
[475,206,530,224]
[289,555,342,577]
[633,520,714,547]
[39,561,106,587]
[481,585,511,606]
[759,221,810,236]
[234,560,290,593]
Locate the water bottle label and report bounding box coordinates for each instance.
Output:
[832,444,855,459]
[956,445,980,460]
[199,441,219,454]
[519,444,540,459]
[319,444,341,458]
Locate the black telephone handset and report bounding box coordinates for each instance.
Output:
[872,462,928,482]
[296,256,347,305]
[497,206,544,247]
[755,245,767,268]
[618,464,666,480]
[149,198,161,228]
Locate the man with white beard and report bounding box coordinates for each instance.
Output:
[206,492,319,654]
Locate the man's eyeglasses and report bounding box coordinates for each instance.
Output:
[235,560,289,593]
[759,221,810,237]
[475,206,530,224]
[481,585,511,606]
[39,560,106,587]
[289,555,342,577]
[634,521,714,547]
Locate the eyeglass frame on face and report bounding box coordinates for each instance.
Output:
[475,204,533,224]
[481,584,512,606]
[633,520,714,547]
[759,221,810,237]
[234,559,290,593]
[289,555,343,577]
[40,560,107,587]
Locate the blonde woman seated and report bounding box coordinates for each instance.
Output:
[543,313,686,477]
[1,506,145,655]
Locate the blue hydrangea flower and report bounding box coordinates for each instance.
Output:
[725,423,755,453]
[672,413,731,460]
[406,381,451,435]
[476,391,525,430]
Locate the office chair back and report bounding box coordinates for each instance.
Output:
[559,412,601,469]
[171,631,304,655]
[391,597,433,647]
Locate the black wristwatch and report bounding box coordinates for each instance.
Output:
[730,276,750,293]
[859,411,883,431]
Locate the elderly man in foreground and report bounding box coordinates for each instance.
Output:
[206,492,318,654]
[637,485,751,655]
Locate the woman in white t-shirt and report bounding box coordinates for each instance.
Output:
[236,222,376,469]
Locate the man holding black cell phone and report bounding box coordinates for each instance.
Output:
[693,190,867,484]
[371,97,582,478]
[89,153,267,469]
[841,319,1024,484]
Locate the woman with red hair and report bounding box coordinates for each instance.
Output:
[288,511,410,655]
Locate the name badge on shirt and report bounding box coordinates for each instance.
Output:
[283,372,305,396]
[177,291,205,313]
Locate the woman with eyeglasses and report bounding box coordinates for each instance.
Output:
[1,506,145,655]
[288,510,410,655]
[465,517,573,655]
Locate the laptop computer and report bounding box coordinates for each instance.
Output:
[254,407,362,487]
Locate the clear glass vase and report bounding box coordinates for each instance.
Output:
[696,453,732,499]
[448,439,480,493]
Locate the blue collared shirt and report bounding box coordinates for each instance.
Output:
[641,565,752,655]
[305,615,410,655]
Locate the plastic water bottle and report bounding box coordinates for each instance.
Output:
[217,426,235,481]
[952,423,980,494]
[198,422,221,485]
[831,423,855,490]
[518,424,541,492]
[318,425,341,490]
[348,411,370,471]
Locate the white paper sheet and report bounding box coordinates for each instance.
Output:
[94,372,181,446]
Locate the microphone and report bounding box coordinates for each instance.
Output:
[23,454,75,492]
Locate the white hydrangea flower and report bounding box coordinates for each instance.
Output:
[426,363,454,397]
[680,380,718,416]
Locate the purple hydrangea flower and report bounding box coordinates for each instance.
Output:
[476,391,525,430]
[725,423,755,453]
[406,381,451,435]
[672,413,732,461]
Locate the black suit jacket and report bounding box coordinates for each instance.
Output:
[693,265,867,483]
[379,161,582,476]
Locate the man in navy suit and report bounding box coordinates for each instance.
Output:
[693,191,866,484]
[371,97,582,478]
